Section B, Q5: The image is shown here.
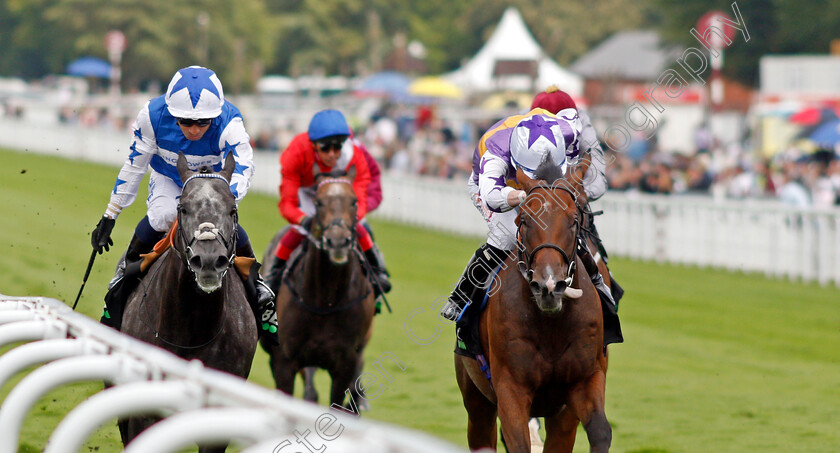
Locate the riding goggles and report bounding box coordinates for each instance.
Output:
[315,138,347,153]
[177,118,213,127]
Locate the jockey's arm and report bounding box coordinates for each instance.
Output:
[477,154,521,213]
[218,116,255,203]
[105,102,156,220]
[349,147,371,218]
[577,110,608,201]
[278,148,307,225]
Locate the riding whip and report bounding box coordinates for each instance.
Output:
[72,249,98,310]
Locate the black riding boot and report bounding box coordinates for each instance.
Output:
[576,240,623,346]
[576,240,617,309]
[237,243,279,345]
[101,234,154,330]
[440,243,507,323]
[363,245,391,298]
[264,256,287,297]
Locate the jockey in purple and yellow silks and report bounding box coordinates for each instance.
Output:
[440,108,583,323]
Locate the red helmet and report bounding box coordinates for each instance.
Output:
[531,85,576,114]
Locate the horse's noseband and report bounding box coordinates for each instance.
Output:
[308,178,358,251]
[174,174,238,277]
[516,184,581,288]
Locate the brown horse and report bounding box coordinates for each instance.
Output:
[454,163,611,452]
[262,173,376,411]
[119,153,257,452]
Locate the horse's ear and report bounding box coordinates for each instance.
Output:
[516,166,536,192]
[219,152,235,182]
[177,152,192,184]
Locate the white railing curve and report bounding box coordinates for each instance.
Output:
[0,295,466,453]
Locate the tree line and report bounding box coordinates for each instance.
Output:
[0,0,836,93]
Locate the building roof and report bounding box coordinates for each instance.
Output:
[570,30,680,81]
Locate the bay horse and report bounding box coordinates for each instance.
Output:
[261,172,376,411]
[454,162,611,452]
[119,152,257,451]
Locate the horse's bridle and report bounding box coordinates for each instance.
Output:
[173,173,238,278]
[516,184,581,289]
[307,178,358,250]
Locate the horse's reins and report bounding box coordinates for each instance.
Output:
[286,177,390,313]
[136,258,226,350]
[516,184,581,290]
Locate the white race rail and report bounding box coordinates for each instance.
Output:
[0,295,466,453]
[374,176,840,286]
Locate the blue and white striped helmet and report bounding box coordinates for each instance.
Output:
[165,66,225,119]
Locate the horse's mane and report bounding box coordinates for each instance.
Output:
[532,153,565,185]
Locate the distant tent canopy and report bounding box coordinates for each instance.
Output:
[445,7,582,96]
[66,57,112,79]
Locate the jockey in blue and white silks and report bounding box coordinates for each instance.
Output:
[90,66,278,343]
[105,68,254,233]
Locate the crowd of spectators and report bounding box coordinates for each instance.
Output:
[604,146,840,208]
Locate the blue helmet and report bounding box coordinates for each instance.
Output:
[308,109,350,141]
[165,66,225,119]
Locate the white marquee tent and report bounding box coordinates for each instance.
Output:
[445,7,583,96]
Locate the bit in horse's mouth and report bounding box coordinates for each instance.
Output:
[196,275,223,293]
[328,249,350,264]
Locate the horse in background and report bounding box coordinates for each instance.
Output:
[119,152,257,452]
[262,172,376,412]
[455,162,612,453]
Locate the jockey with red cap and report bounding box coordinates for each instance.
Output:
[264,109,391,299]
[532,85,608,201]
[441,101,619,350]
[440,108,586,325]
[531,85,622,326]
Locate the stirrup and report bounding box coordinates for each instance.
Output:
[592,273,616,308]
[440,299,463,321]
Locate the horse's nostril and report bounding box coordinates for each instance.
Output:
[529,281,541,294]
[189,255,203,270]
[214,255,229,271]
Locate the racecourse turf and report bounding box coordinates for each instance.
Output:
[1,148,838,452]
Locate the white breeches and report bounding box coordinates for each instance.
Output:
[146,170,181,232]
[469,181,518,251]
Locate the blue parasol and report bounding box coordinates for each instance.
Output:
[356,71,411,97]
[66,57,112,79]
[806,118,840,148]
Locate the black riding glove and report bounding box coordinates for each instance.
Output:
[91,216,116,254]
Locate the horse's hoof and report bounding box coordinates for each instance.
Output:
[357,398,371,412]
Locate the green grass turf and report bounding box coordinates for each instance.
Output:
[1,148,839,452]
